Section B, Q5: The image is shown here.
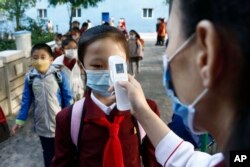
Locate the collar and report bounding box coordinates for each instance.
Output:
[63,56,76,70]
[91,92,116,115]
[30,65,56,77]
[52,55,64,65]
[84,90,130,121]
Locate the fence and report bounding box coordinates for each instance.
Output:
[0,40,55,117]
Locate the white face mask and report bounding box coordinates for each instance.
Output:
[72,35,78,41]
[56,41,62,46]
[64,49,78,59]
[130,34,136,39]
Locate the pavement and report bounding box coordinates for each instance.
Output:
[0,33,172,167]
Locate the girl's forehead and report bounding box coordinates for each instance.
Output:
[65,42,77,48]
[87,38,124,51]
[84,38,126,60]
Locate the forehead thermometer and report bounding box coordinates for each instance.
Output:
[109,55,131,111]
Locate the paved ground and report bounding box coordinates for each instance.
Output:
[0,33,172,167]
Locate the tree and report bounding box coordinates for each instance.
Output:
[48,0,103,30]
[0,0,37,30]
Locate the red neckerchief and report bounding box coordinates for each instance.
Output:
[63,57,76,71]
[84,90,127,167]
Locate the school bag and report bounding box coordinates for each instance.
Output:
[70,98,146,150]
[0,106,10,143]
[28,68,63,93]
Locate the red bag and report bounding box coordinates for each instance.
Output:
[0,106,10,143]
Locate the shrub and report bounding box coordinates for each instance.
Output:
[0,18,54,51]
[0,39,15,51]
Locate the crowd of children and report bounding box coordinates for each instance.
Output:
[9,19,160,167]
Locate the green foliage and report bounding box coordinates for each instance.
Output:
[32,32,54,45]
[0,0,37,30]
[0,19,54,51]
[48,0,103,29]
[0,39,15,51]
[48,0,103,8]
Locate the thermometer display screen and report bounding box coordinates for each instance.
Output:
[115,63,124,73]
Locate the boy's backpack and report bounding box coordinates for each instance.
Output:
[28,68,63,92]
[0,106,10,143]
[70,99,146,151]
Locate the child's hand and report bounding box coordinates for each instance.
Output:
[118,75,151,115]
[11,124,23,135]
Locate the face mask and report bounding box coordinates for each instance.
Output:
[130,35,136,40]
[65,49,78,59]
[85,70,112,97]
[31,59,51,74]
[56,41,62,47]
[72,35,78,41]
[163,34,208,134]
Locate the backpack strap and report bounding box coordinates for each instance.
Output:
[132,116,146,156]
[53,70,63,90]
[71,98,85,147]
[71,101,146,152]
[137,121,146,141]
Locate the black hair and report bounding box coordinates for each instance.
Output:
[71,27,81,33]
[129,29,141,39]
[55,33,62,39]
[102,22,110,26]
[81,22,89,28]
[62,38,77,49]
[171,0,250,162]
[78,25,129,66]
[72,20,80,25]
[31,43,53,57]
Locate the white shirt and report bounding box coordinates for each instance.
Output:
[155,131,224,167]
[90,92,116,115]
[53,55,84,101]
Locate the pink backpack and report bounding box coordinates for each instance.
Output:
[70,98,146,148]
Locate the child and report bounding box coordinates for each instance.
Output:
[53,33,63,59]
[157,18,166,46]
[128,30,144,75]
[70,27,81,43]
[80,22,89,35]
[53,38,85,101]
[11,43,73,167]
[51,25,161,167]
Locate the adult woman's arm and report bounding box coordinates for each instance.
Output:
[119,75,170,147]
[119,75,224,167]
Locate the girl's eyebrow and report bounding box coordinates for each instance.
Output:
[90,57,105,61]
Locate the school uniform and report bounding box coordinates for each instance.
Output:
[52,91,161,167]
[155,131,226,167]
[53,55,84,101]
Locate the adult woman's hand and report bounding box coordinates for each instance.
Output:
[119,74,170,147]
[118,74,151,115]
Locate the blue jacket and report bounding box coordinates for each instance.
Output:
[16,65,73,137]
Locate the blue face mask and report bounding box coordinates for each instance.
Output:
[85,70,112,97]
[163,34,208,135]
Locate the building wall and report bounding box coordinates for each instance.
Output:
[25,0,169,33]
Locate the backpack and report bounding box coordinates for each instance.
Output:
[28,68,63,93]
[70,98,146,150]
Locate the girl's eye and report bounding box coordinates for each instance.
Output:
[92,64,103,69]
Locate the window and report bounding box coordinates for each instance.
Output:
[72,8,81,18]
[38,9,47,18]
[142,8,153,18]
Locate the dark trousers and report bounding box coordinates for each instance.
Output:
[39,136,55,167]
